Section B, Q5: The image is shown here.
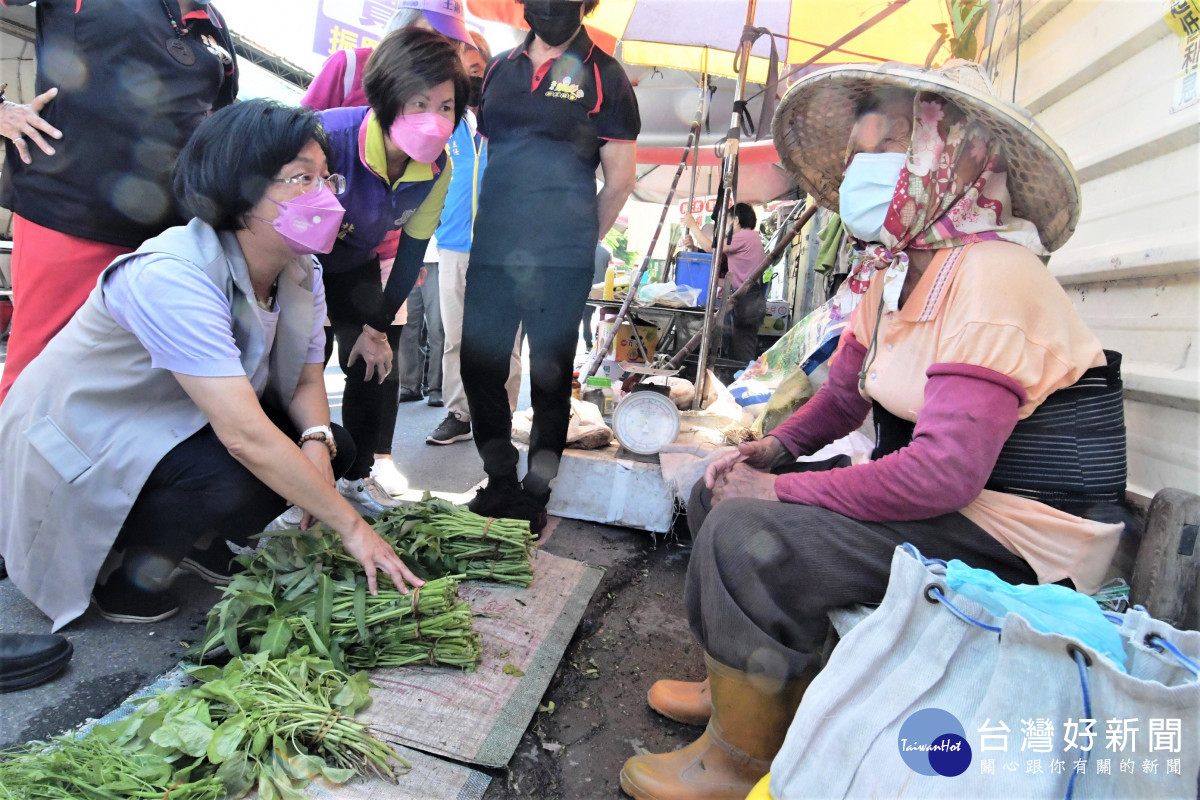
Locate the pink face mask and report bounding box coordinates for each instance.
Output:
[389,112,454,164]
[268,184,345,255]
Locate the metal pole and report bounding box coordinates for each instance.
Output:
[685,67,709,212]
[582,102,707,380]
[692,0,758,409]
[667,203,816,372]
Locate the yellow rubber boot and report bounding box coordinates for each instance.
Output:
[620,654,811,800]
[647,677,710,726]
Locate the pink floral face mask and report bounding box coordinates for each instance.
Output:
[845,94,1046,306]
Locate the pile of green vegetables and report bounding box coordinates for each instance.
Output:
[373,496,536,587]
[193,561,481,671]
[192,498,534,669]
[0,651,402,800]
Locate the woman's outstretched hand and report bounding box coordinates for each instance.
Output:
[340,519,424,595]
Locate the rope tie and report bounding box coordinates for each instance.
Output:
[314,709,343,744]
[481,518,494,539]
[410,585,421,614]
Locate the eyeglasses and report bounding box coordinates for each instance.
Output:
[273,173,347,195]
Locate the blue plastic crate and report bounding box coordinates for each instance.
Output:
[675,251,713,306]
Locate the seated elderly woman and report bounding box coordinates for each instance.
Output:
[619,61,1127,800]
[0,99,422,631]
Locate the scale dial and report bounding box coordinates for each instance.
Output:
[612,390,681,455]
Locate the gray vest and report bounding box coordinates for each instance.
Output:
[0,219,317,630]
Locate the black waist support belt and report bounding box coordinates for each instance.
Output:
[870,351,1127,519]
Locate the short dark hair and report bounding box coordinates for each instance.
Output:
[363,27,469,131]
[172,99,331,231]
[734,203,757,231]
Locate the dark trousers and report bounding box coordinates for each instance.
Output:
[726,288,767,365]
[684,460,1038,680]
[581,303,595,349]
[460,263,592,502]
[397,262,444,394]
[323,257,404,478]
[113,407,354,587]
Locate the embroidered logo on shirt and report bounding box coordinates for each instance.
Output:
[394,209,416,228]
[200,34,233,66]
[546,76,585,101]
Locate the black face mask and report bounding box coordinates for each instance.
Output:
[523,1,582,47]
[467,76,484,107]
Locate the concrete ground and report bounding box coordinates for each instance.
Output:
[0,343,702,798]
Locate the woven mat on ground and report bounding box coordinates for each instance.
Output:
[359,550,603,768]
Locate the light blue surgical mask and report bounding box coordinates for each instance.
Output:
[838,152,906,243]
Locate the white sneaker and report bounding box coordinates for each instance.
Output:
[370,458,408,497]
[338,476,399,515]
[265,505,304,531]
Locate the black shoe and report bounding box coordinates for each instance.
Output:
[466,479,521,517]
[0,634,73,693]
[179,543,238,586]
[466,484,548,536]
[426,389,444,407]
[92,572,180,624]
[427,413,472,445]
[398,388,423,403]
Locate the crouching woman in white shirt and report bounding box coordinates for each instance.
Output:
[0,99,422,630]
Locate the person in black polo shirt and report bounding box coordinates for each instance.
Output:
[460,0,639,532]
[0,0,237,402]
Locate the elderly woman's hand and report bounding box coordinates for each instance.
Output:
[1,88,62,165]
[704,436,787,489]
[340,518,425,595]
[347,325,392,383]
[711,462,779,505]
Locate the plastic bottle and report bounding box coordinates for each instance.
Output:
[582,376,616,422]
[602,263,617,301]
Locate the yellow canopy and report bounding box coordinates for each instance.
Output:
[585,0,954,82]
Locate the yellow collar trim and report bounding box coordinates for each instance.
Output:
[363,112,436,188]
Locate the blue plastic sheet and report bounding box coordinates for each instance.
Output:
[945,560,1128,672]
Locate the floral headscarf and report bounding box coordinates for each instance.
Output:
[847,93,1046,310]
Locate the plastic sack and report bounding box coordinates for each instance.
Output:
[635,281,702,308]
[751,369,814,437]
[945,559,1128,672]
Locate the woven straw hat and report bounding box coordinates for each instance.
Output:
[771,60,1081,251]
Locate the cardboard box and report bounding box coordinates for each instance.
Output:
[597,318,660,363]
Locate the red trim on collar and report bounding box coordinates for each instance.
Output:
[590,63,603,115]
[532,60,554,92]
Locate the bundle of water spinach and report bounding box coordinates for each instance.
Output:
[373,496,535,587]
[193,526,480,670]
[0,651,404,800]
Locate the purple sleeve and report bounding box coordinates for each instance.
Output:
[774,365,1026,520]
[306,261,329,363]
[301,50,348,110]
[103,255,245,377]
[768,332,872,457]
